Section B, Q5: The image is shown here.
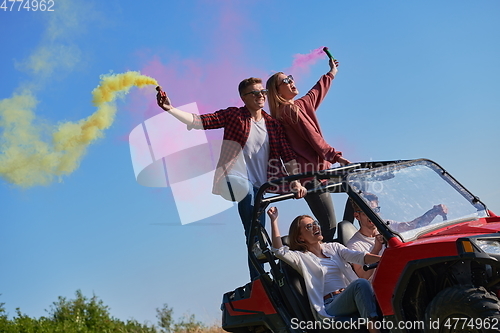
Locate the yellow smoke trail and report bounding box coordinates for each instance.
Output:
[0,71,158,187]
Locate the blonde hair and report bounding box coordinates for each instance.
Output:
[266,72,299,122]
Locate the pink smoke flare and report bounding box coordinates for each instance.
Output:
[285,46,327,77]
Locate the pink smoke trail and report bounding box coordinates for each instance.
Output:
[285,46,327,77]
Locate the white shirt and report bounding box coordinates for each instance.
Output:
[320,257,347,297]
[346,231,375,252]
[347,231,385,254]
[228,118,269,187]
[346,231,384,281]
[243,118,269,187]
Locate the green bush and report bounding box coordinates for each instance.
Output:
[0,291,223,333]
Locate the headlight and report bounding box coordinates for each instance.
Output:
[476,239,500,255]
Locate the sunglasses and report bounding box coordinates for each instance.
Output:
[281,75,294,85]
[243,89,268,97]
[304,220,320,231]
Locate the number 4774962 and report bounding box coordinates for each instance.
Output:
[444,317,499,330]
[1,0,55,11]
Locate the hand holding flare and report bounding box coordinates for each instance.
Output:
[323,47,336,61]
[156,86,173,112]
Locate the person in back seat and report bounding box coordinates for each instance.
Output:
[347,193,447,280]
[268,207,381,333]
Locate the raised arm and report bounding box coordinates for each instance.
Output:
[327,58,339,77]
[156,87,194,126]
[298,58,340,112]
[268,207,283,249]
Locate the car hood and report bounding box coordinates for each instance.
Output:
[419,215,500,239]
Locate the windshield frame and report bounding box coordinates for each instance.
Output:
[344,159,489,242]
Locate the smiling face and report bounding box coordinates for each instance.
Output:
[298,216,323,245]
[240,83,266,112]
[276,73,298,101]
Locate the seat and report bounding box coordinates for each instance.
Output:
[277,236,320,330]
[336,220,358,246]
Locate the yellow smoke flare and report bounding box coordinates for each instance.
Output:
[0,71,158,188]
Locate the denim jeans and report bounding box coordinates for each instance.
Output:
[324,279,378,320]
[236,184,266,280]
[303,178,336,242]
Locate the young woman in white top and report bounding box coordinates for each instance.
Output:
[268,207,381,333]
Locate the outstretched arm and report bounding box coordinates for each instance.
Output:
[391,204,448,232]
[410,204,448,228]
[268,207,283,249]
[156,87,194,126]
[297,58,339,113]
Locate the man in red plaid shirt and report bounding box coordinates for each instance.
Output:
[157,77,306,279]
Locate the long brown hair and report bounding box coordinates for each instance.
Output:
[288,214,314,252]
[266,72,299,122]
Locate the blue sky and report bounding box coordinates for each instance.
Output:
[1,0,500,326]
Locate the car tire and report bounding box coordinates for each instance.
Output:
[424,285,500,333]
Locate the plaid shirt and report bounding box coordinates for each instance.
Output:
[189,106,296,194]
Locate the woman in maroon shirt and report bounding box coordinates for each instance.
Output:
[266,58,350,242]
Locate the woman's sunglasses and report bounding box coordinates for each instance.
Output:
[304,220,320,231]
[281,75,294,85]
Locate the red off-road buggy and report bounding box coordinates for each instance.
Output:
[221,159,500,332]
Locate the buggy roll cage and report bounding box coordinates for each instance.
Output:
[246,158,489,279]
